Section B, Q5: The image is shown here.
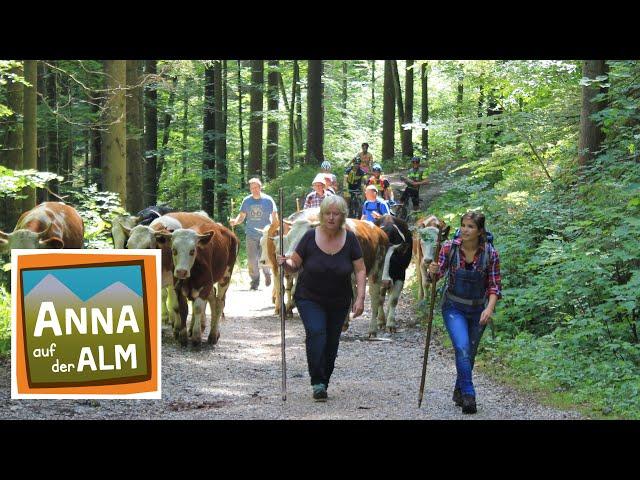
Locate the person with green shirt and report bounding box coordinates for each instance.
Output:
[400,156,429,211]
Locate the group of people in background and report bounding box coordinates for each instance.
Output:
[305,143,428,222]
[228,143,501,414]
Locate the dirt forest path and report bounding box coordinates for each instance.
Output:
[0,271,582,419]
[0,165,583,420]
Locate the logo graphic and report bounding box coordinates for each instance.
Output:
[11,250,161,398]
[249,204,264,221]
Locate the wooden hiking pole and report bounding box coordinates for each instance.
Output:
[418,224,449,408]
[279,187,287,401]
[296,197,300,212]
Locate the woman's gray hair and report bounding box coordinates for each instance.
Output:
[319,195,348,230]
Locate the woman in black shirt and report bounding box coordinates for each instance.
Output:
[278,195,366,401]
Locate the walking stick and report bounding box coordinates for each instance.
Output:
[279,188,287,401]
[418,224,449,408]
[296,197,300,212]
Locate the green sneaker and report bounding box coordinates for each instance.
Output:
[312,384,327,402]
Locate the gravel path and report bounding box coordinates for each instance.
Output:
[0,164,583,420]
[0,267,582,420]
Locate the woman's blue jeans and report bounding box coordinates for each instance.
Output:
[295,298,350,387]
[442,299,486,397]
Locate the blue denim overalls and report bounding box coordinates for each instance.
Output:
[442,244,489,398]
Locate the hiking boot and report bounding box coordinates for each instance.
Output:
[452,387,463,407]
[312,384,327,402]
[461,395,477,414]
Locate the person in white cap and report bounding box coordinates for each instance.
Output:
[304,173,334,209]
[361,184,390,222]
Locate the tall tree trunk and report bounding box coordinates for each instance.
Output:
[421,62,429,158]
[305,60,324,164]
[216,60,229,223]
[59,74,74,186]
[578,60,609,166]
[403,60,414,159]
[23,60,37,210]
[475,79,484,156]
[157,75,177,189]
[382,60,395,162]
[1,63,24,227]
[455,66,464,158]
[342,61,348,119]
[266,60,279,180]
[371,60,376,131]
[44,63,60,198]
[391,60,406,164]
[102,60,127,207]
[486,87,503,150]
[84,133,89,187]
[144,60,158,207]
[180,78,190,209]
[36,60,47,203]
[90,93,102,190]
[284,61,295,169]
[237,60,245,189]
[248,60,264,179]
[126,60,144,213]
[294,60,303,164]
[202,64,216,216]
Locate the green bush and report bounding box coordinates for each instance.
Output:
[0,285,10,356]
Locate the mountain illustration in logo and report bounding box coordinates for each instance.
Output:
[23,274,145,328]
[24,274,81,306]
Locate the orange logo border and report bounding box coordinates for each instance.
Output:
[11,250,161,399]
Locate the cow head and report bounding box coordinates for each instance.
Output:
[375,214,410,246]
[257,225,274,268]
[279,218,319,257]
[0,223,63,252]
[124,214,183,250]
[126,225,158,249]
[413,216,443,268]
[160,228,215,279]
[111,215,139,249]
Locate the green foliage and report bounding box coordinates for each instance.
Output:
[263,164,319,215]
[64,184,127,249]
[0,166,61,200]
[425,60,640,418]
[0,285,10,355]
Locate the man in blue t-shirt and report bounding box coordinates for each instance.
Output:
[361,184,390,222]
[230,178,279,290]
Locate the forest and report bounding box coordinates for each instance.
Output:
[0,59,639,418]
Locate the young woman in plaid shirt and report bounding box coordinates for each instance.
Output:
[428,211,501,414]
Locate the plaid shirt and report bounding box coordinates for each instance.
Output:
[304,190,333,209]
[436,238,502,299]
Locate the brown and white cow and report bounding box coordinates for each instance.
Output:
[278,215,389,337]
[157,218,239,347]
[258,208,320,317]
[125,214,183,326]
[374,214,414,332]
[0,202,84,253]
[413,215,446,302]
[111,205,207,249]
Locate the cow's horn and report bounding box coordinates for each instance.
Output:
[37,223,53,238]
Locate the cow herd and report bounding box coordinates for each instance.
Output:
[0,201,445,346]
